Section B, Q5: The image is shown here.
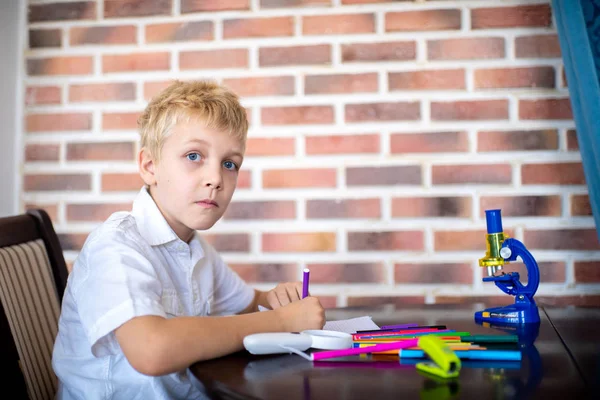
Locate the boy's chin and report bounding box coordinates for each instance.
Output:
[188,219,218,231]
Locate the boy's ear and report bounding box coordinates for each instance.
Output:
[138,147,157,186]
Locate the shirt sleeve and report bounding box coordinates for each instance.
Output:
[208,248,254,316]
[71,229,166,357]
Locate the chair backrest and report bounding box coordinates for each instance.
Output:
[0,209,68,400]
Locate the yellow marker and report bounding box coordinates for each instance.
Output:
[415,335,461,379]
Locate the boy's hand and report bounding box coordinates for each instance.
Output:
[265,282,303,309]
[275,296,325,332]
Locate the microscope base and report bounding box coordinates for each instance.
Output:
[475,303,540,324]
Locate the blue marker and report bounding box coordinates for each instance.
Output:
[399,349,521,361]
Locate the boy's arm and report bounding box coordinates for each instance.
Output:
[115,296,323,376]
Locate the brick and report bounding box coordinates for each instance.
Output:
[101,173,144,191]
[29,2,96,22]
[480,195,561,217]
[262,232,336,252]
[567,129,579,150]
[348,231,424,251]
[432,100,508,121]
[238,170,251,189]
[144,81,175,100]
[70,83,136,102]
[262,106,334,125]
[103,112,140,130]
[262,168,336,188]
[24,174,91,192]
[395,263,473,284]
[66,203,132,222]
[498,261,565,284]
[571,195,592,216]
[305,73,378,95]
[66,142,136,161]
[347,166,421,186]
[260,0,331,8]
[70,26,136,46]
[182,0,249,13]
[391,131,468,153]
[435,296,514,306]
[392,196,471,218]
[307,262,385,283]
[474,67,555,89]
[537,295,600,307]
[104,0,172,18]
[26,113,92,132]
[389,69,465,91]
[103,52,170,73]
[25,144,60,162]
[307,198,381,219]
[224,201,296,220]
[472,5,551,29]
[146,21,213,43]
[345,102,420,122]
[245,137,295,156]
[303,13,375,35]
[435,229,514,251]
[223,76,294,97]
[230,263,298,283]
[519,98,572,120]
[386,9,461,32]
[58,234,88,252]
[25,204,58,223]
[342,41,416,63]
[29,29,62,48]
[27,56,93,76]
[224,17,294,39]
[574,261,600,283]
[432,164,512,185]
[201,233,250,252]
[347,296,426,307]
[25,86,61,105]
[180,49,248,70]
[515,35,561,58]
[524,229,600,251]
[478,130,558,152]
[428,37,505,60]
[522,163,585,185]
[259,45,330,67]
[306,134,379,154]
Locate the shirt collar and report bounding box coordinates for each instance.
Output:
[131,186,179,246]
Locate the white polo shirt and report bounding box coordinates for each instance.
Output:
[52,187,255,400]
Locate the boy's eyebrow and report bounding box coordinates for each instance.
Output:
[183,138,244,159]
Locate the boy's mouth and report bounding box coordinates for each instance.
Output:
[197,199,219,208]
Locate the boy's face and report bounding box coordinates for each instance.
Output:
[139,119,244,242]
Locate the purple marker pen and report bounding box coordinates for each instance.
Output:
[302,268,310,299]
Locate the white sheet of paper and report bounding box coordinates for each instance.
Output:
[323,316,379,334]
[257,306,379,334]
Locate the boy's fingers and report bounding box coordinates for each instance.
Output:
[286,284,301,302]
[275,288,291,307]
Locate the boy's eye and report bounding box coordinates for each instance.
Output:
[223,161,238,170]
[186,153,201,162]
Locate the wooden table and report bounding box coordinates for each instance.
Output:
[188,304,598,399]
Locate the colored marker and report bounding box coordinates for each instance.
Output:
[461,335,518,343]
[379,323,418,330]
[357,325,447,334]
[302,268,310,298]
[312,339,419,361]
[399,349,522,361]
[354,328,454,339]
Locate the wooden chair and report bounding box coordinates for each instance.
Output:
[0,209,68,400]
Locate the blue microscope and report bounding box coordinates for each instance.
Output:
[475,209,540,324]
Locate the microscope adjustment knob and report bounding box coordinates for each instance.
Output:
[500,247,512,259]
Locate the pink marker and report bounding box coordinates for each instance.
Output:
[285,339,419,361]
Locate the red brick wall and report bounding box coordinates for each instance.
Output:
[23,0,600,308]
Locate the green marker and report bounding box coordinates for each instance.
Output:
[461,335,518,343]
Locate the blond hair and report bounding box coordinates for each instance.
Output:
[138,80,248,161]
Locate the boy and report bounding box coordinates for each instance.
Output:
[52,80,325,400]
